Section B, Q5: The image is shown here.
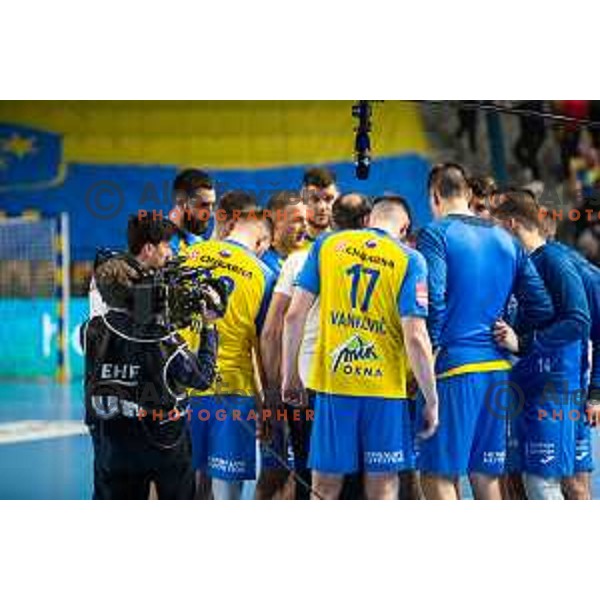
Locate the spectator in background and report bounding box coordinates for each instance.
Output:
[454,104,478,153]
[513,101,547,181]
[555,101,590,179]
[589,101,600,151]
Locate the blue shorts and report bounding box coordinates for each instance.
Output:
[417,371,509,478]
[505,412,522,474]
[189,395,257,481]
[518,403,576,479]
[308,393,415,475]
[575,365,594,473]
[574,415,594,473]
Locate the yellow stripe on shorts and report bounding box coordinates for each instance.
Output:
[437,360,512,380]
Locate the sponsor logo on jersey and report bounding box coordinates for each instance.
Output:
[343,246,395,268]
[219,249,232,258]
[330,334,382,377]
[365,239,377,249]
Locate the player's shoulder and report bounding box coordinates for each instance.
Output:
[224,240,275,281]
[283,248,309,271]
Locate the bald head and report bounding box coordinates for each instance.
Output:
[332,193,372,230]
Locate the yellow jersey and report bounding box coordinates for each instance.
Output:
[180,239,275,396]
[296,228,428,398]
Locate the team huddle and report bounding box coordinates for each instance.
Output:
[88,163,600,500]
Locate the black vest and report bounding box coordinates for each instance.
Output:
[83,312,187,424]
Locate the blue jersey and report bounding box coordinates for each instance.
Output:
[553,242,600,389]
[417,214,554,377]
[514,242,591,386]
[261,246,286,279]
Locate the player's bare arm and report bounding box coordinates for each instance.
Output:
[260,292,292,390]
[401,316,439,439]
[282,288,315,406]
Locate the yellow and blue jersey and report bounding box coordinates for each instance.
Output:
[169,216,215,255]
[180,238,275,396]
[296,227,428,398]
[417,214,554,379]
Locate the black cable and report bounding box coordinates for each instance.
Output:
[420,100,600,131]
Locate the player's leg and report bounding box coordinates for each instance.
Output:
[398,401,423,499]
[312,472,344,500]
[524,475,564,500]
[468,371,511,500]
[562,473,591,500]
[288,391,315,500]
[256,412,292,500]
[398,470,423,499]
[562,416,593,499]
[362,397,413,500]
[195,472,213,500]
[364,473,399,500]
[208,395,258,500]
[521,388,575,500]
[189,396,213,499]
[418,376,480,500]
[213,479,244,500]
[308,393,361,500]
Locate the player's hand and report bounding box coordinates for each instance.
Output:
[586,401,600,427]
[418,401,439,440]
[493,320,519,354]
[282,373,306,407]
[258,389,279,441]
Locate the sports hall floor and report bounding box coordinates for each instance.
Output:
[1,382,599,500]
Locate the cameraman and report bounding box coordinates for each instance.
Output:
[83,215,222,500]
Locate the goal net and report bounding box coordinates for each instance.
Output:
[0,213,70,380]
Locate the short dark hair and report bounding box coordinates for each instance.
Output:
[332,194,372,230]
[127,214,177,255]
[372,195,413,231]
[468,175,496,200]
[267,190,301,212]
[218,190,258,220]
[302,167,336,189]
[428,162,469,200]
[491,189,541,230]
[173,169,214,195]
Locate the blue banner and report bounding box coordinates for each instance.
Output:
[0,123,63,189]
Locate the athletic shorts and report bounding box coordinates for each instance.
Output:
[517,403,575,479]
[417,370,509,478]
[189,395,257,481]
[308,393,415,475]
[575,366,594,473]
